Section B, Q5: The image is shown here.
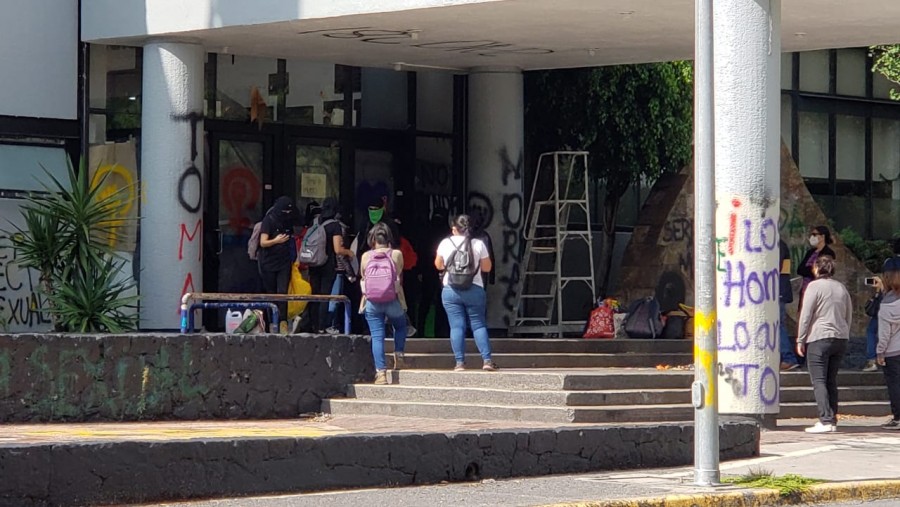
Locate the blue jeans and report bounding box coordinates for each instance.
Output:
[780,302,799,365]
[442,285,492,363]
[365,299,407,371]
[866,317,879,361]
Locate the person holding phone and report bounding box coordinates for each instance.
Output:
[258,196,297,332]
[864,276,884,372]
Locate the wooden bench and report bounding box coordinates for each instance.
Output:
[180,292,352,334]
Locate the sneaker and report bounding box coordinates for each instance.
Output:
[393,352,405,370]
[374,370,388,385]
[453,362,466,372]
[804,422,836,433]
[406,324,417,338]
[780,362,800,371]
[482,361,499,372]
[862,360,878,372]
[325,326,340,335]
[882,418,900,430]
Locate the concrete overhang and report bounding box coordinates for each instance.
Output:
[82,0,900,70]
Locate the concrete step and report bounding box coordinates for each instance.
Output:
[348,384,691,406]
[350,381,887,407]
[322,398,697,424]
[779,400,891,419]
[386,369,886,392]
[388,369,693,391]
[390,353,693,369]
[779,370,887,387]
[385,338,693,354]
[780,386,888,403]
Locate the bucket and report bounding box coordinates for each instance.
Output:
[225,309,244,333]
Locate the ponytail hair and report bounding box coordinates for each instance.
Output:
[451,214,471,236]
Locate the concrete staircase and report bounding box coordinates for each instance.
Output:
[322,338,890,424]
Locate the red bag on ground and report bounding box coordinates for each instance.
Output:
[583,305,615,339]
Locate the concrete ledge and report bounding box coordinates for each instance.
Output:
[542,479,900,507]
[0,421,758,506]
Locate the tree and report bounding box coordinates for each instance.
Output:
[872,45,900,101]
[524,62,694,294]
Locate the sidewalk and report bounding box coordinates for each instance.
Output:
[540,416,900,507]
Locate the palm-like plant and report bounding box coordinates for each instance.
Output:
[4,158,138,332]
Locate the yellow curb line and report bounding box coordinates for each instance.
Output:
[539,479,900,507]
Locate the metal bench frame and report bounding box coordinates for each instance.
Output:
[180,292,352,334]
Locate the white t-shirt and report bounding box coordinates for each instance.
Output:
[436,236,490,288]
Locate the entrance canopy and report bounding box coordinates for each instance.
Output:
[84,0,900,70]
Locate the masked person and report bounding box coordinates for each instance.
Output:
[797,225,836,313]
[258,196,297,331]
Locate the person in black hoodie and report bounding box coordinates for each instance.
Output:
[258,196,297,329]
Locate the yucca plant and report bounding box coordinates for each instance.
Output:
[4,158,139,332]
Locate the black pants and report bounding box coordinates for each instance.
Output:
[883,355,900,421]
[308,265,337,332]
[806,338,847,425]
[259,263,291,325]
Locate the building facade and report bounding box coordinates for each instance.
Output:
[1,0,899,334]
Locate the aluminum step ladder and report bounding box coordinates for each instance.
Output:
[509,151,596,337]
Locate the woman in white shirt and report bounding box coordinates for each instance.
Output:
[434,214,497,371]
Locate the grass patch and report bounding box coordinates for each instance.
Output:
[722,467,826,497]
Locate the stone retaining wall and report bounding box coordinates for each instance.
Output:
[0,421,759,506]
[0,333,373,422]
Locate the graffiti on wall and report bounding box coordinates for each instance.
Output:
[0,222,52,331]
[173,112,204,311]
[715,197,781,413]
[0,341,207,419]
[468,147,524,327]
[221,166,262,233]
[297,27,554,57]
[89,141,139,253]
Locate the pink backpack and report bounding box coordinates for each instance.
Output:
[363,250,397,303]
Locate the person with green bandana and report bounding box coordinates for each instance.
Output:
[356,194,401,258]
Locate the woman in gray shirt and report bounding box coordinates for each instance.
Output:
[876,269,900,429]
[797,256,853,434]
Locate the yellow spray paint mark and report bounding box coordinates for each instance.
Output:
[693,309,718,408]
[694,309,716,336]
[90,163,136,248]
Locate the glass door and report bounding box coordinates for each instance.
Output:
[292,141,342,218]
[206,135,271,316]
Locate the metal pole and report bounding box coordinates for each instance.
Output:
[693,0,720,487]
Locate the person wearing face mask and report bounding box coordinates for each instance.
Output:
[258,196,298,331]
[797,225,837,313]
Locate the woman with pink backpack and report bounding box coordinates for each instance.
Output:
[360,222,408,385]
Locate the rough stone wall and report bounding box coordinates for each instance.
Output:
[0,421,758,506]
[618,144,873,338]
[0,333,373,422]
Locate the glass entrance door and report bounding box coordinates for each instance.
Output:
[206,136,270,308]
[292,141,342,218]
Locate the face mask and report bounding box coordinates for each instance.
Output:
[809,235,820,247]
[368,208,384,225]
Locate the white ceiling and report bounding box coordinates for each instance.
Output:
[88,0,900,71]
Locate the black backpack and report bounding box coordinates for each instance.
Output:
[446,237,478,289]
[624,297,665,339]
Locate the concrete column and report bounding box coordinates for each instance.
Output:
[714,0,782,415]
[466,67,524,330]
[140,42,205,330]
